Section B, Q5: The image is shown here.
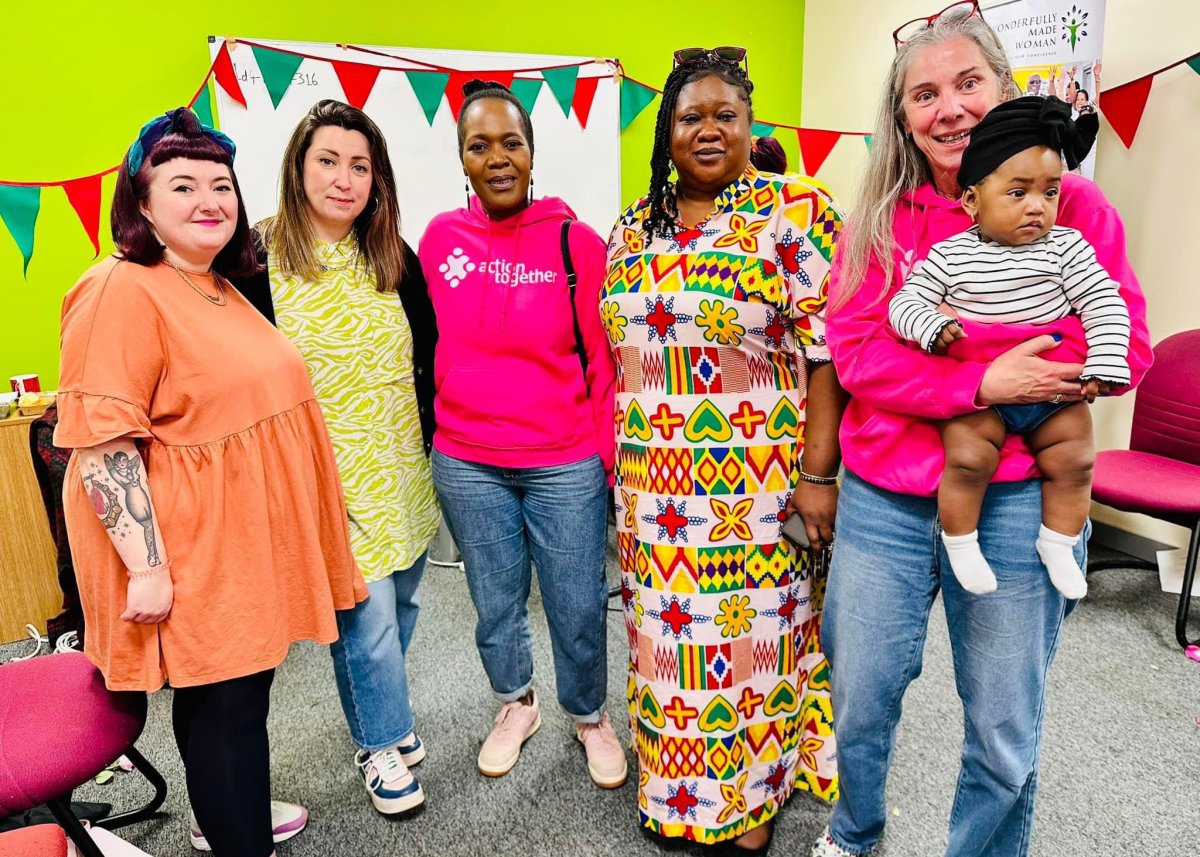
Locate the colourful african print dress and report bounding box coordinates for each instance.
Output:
[602,165,841,843]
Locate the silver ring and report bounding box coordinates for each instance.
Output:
[1052,393,1063,404]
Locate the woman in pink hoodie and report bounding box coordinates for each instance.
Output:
[417,80,625,790]
[811,7,1153,857]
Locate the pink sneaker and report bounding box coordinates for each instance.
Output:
[477,689,541,777]
[576,712,628,788]
[189,800,308,851]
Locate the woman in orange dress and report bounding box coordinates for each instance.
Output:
[55,108,366,857]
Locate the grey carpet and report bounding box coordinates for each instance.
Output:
[4,544,1198,856]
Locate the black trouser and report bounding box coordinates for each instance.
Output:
[172,669,275,857]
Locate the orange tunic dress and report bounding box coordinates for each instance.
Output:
[55,258,367,692]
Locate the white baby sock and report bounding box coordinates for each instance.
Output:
[1036,525,1088,600]
[942,530,997,594]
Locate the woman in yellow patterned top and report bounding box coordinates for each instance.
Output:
[233,100,439,816]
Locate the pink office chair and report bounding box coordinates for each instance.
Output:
[0,653,166,857]
[1089,329,1200,648]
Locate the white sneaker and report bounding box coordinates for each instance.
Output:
[811,826,867,856]
[355,746,425,814]
[189,800,308,851]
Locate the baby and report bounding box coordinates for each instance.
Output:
[889,96,1129,599]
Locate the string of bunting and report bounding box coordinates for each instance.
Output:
[1,39,1196,277]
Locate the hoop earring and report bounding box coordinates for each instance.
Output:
[367,196,379,217]
[528,174,534,206]
[464,178,470,208]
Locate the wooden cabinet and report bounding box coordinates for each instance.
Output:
[0,414,62,644]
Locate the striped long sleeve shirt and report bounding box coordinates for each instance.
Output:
[889,225,1131,384]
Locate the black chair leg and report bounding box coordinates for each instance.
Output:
[93,746,168,830]
[1175,518,1200,649]
[46,797,106,857]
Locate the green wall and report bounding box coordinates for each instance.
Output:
[2,2,804,385]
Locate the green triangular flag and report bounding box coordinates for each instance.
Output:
[864,135,874,150]
[510,78,543,114]
[0,185,41,277]
[542,66,580,117]
[406,71,450,125]
[751,122,776,138]
[251,46,304,109]
[1188,56,1200,76]
[620,79,658,132]
[192,81,216,128]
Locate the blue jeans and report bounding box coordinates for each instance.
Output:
[823,471,1086,857]
[431,449,609,722]
[330,553,427,752]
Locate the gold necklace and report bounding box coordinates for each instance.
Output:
[167,260,228,306]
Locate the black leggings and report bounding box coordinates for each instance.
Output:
[172,669,275,857]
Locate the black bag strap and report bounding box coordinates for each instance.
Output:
[561,219,589,390]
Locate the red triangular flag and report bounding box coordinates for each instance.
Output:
[212,42,246,108]
[332,60,382,110]
[1102,75,1154,148]
[62,176,102,257]
[796,128,841,176]
[446,70,516,121]
[572,77,600,129]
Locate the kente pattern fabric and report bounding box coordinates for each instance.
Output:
[602,165,840,843]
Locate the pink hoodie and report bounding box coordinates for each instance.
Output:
[827,174,1153,497]
[418,196,616,474]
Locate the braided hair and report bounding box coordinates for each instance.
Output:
[643,59,754,241]
[456,79,535,157]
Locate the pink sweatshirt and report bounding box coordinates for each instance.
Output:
[827,175,1153,497]
[418,196,616,474]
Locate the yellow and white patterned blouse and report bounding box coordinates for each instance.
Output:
[270,235,440,583]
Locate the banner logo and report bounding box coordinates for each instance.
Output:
[1060,5,1090,52]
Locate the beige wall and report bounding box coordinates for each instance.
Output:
[803,0,1200,547]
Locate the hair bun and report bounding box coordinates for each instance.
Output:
[461,78,511,97]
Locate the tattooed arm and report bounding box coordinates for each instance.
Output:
[78,438,172,624]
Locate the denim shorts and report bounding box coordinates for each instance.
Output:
[993,401,1070,434]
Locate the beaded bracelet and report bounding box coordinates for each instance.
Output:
[798,470,838,486]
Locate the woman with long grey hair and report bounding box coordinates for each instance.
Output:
[813,4,1152,855]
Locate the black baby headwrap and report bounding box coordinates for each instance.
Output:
[956,95,1099,189]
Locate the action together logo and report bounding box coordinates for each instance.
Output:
[1060,4,1090,53]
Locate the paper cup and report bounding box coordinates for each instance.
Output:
[10,374,40,396]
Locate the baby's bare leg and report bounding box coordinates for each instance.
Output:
[1027,403,1094,599]
[938,410,1007,594]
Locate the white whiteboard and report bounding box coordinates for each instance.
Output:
[208,38,621,243]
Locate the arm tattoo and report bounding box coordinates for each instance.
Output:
[84,475,123,529]
[104,451,161,567]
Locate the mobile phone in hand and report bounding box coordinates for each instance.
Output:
[781,512,809,548]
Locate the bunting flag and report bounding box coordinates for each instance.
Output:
[62,176,102,258]
[572,77,600,128]
[542,66,581,117]
[510,78,544,114]
[796,128,842,176]
[0,185,41,276]
[251,45,305,109]
[620,78,658,131]
[333,60,382,110]
[11,38,1196,278]
[191,81,216,128]
[446,69,515,120]
[1102,75,1155,148]
[212,42,246,107]
[407,71,450,125]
